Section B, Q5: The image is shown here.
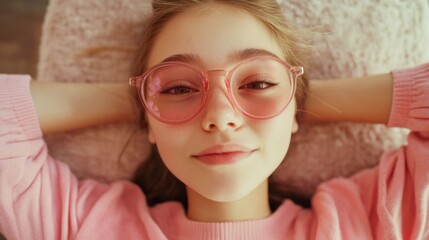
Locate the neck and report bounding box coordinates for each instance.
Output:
[186,180,271,222]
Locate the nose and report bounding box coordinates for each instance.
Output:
[201,75,243,132]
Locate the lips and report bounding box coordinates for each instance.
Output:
[192,144,256,165]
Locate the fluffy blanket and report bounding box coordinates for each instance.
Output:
[37,0,429,198]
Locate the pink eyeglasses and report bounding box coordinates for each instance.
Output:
[129,55,304,124]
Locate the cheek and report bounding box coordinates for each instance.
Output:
[152,126,190,162]
[261,123,292,166]
[152,131,190,186]
[257,105,296,158]
[148,120,195,178]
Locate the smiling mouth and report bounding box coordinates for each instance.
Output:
[193,150,255,165]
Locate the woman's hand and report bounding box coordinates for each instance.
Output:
[31,81,138,134]
[303,73,393,124]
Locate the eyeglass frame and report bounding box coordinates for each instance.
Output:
[129,55,304,124]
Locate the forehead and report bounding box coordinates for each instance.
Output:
[148,3,284,68]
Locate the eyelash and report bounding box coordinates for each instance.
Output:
[160,84,198,95]
[239,79,278,90]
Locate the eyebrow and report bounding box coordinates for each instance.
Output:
[230,48,281,62]
[161,53,203,65]
[160,48,281,66]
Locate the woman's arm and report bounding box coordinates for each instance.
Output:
[302,73,393,124]
[1,75,155,239]
[30,81,138,134]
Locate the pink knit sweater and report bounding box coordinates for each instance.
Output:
[1,64,428,240]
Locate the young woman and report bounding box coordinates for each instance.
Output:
[1,0,428,239]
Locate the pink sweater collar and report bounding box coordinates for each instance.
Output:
[150,200,307,240]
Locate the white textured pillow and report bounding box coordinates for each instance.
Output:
[37,0,429,197]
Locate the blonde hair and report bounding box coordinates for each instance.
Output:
[133,0,312,209]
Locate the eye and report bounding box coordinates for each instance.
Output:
[239,79,278,90]
[161,85,199,95]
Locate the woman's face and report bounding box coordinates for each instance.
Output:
[146,3,298,202]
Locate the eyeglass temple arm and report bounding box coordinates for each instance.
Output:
[291,66,304,76]
[129,76,142,88]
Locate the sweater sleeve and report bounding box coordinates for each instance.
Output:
[312,63,429,239]
[0,74,81,239]
[388,63,429,132]
[0,75,163,240]
[372,63,429,239]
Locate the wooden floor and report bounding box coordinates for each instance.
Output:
[0,1,48,239]
[0,0,49,77]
